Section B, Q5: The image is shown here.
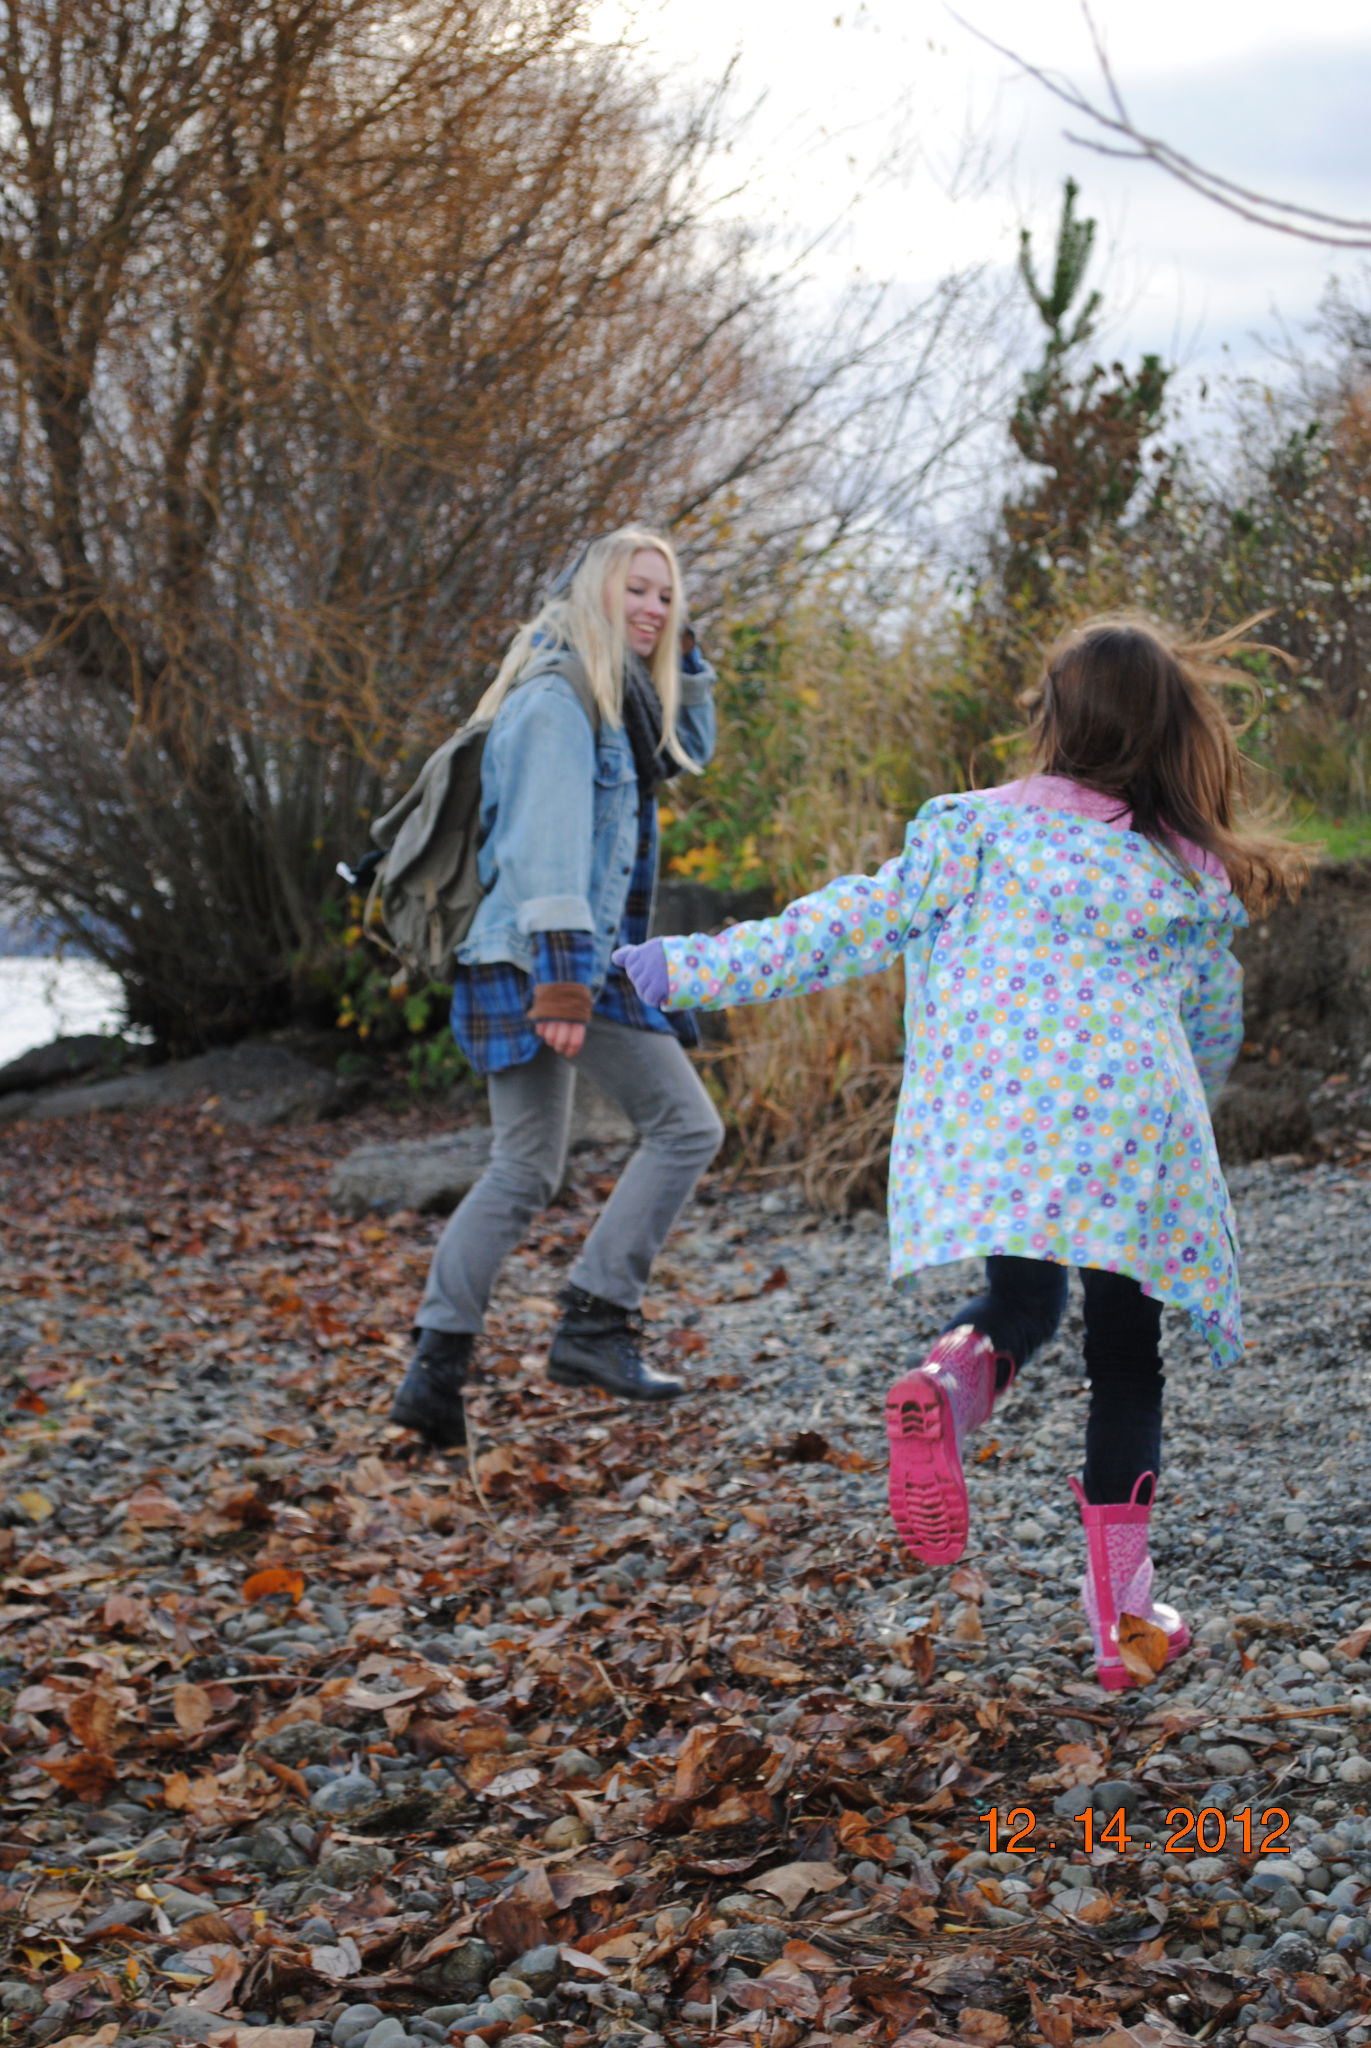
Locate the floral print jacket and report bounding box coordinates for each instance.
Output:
[660,777,1247,1366]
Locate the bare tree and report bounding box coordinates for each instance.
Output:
[957,2,1371,250]
[0,0,1000,1048]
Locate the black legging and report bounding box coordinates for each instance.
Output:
[944,1256,1163,1506]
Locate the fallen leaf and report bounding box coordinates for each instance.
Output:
[782,1940,844,1975]
[37,1753,118,1801]
[174,1951,241,2013]
[172,1683,214,1736]
[949,1565,989,1602]
[746,1862,847,1910]
[50,2027,119,2048]
[732,1644,809,1684]
[242,1567,305,1605]
[950,1603,985,1643]
[1118,1611,1169,1684]
[309,1936,362,1981]
[208,2031,315,2048]
[546,1862,623,1909]
[16,1490,54,1523]
[907,1628,936,1684]
[957,2010,1011,2047]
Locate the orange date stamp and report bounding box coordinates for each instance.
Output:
[984,1805,1292,1857]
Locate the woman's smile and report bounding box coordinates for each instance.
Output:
[623,547,672,655]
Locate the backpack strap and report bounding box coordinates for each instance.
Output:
[510,649,601,734]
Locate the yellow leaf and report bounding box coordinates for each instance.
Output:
[16,1490,54,1522]
[58,1940,83,1973]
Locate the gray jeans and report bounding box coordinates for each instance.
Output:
[416,1019,724,1334]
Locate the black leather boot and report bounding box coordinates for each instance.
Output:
[548,1286,686,1401]
[390,1329,473,1447]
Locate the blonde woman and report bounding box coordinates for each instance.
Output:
[391,529,723,1448]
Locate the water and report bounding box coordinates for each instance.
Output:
[0,958,127,1069]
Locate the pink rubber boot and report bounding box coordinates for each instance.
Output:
[1071,1473,1190,1691]
[886,1326,1014,1567]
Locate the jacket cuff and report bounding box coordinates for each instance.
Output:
[534,931,596,986]
[529,982,594,1023]
[517,894,594,935]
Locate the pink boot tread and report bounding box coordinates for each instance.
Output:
[1071,1472,1190,1690]
[886,1326,1013,1567]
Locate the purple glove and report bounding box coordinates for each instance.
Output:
[612,938,670,1008]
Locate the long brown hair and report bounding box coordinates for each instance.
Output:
[1020,614,1310,914]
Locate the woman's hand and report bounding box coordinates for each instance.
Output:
[535,1019,586,1058]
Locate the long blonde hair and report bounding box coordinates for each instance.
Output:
[474,527,698,769]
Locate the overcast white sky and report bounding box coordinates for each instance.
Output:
[593,0,1371,382]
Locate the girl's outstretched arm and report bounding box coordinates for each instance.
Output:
[1180,927,1244,1107]
[620,824,962,1013]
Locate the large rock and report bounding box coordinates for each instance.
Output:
[0,1032,132,1097]
[327,1076,636,1219]
[0,1040,346,1128]
[329,1131,493,1218]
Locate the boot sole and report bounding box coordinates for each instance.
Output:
[886,1369,970,1567]
[547,1361,685,1401]
[389,1400,467,1449]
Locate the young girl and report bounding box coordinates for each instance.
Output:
[614,618,1308,1689]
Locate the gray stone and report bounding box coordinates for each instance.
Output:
[83,1898,154,1936]
[1337,1755,1371,1785]
[333,2005,384,2046]
[709,1925,787,1965]
[315,1842,395,1890]
[153,1884,221,1921]
[328,1130,493,1219]
[363,2022,408,2048]
[0,1033,131,1098]
[0,1983,45,2016]
[1091,1778,1145,1818]
[509,1947,561,1996]
[1,1039,346,1128]
[548,1748,600,1784]
[311,1770,380,1817]
[419,2007,475,2028]
[256,1720,340,1767]
[1328,1876,1370,1910]
[250,1823,311,1874]
[1205,1744,1255,1776]
[141,2009,230,2043]
[1267,1930,1319,1971]
[137,1833,183,1865]
[434,1938,497,1994]
[1052,1784,1096,1820]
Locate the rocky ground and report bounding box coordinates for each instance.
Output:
[2,1103,1370,2048]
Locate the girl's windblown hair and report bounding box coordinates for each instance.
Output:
[474,527,698,770]
[1021,615,1311,913]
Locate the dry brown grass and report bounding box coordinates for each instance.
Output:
[703,598,947,1211]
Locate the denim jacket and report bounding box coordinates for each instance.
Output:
[456,648,717,987]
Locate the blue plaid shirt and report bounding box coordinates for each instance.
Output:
[450,796,677,1075]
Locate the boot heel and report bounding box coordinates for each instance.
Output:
[887,1376,945,1443]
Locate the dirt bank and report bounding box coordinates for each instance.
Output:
[1215,861,1371,1162]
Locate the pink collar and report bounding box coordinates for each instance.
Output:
[985,775,1228,880]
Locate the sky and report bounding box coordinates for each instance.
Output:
[591,0,1371,385]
